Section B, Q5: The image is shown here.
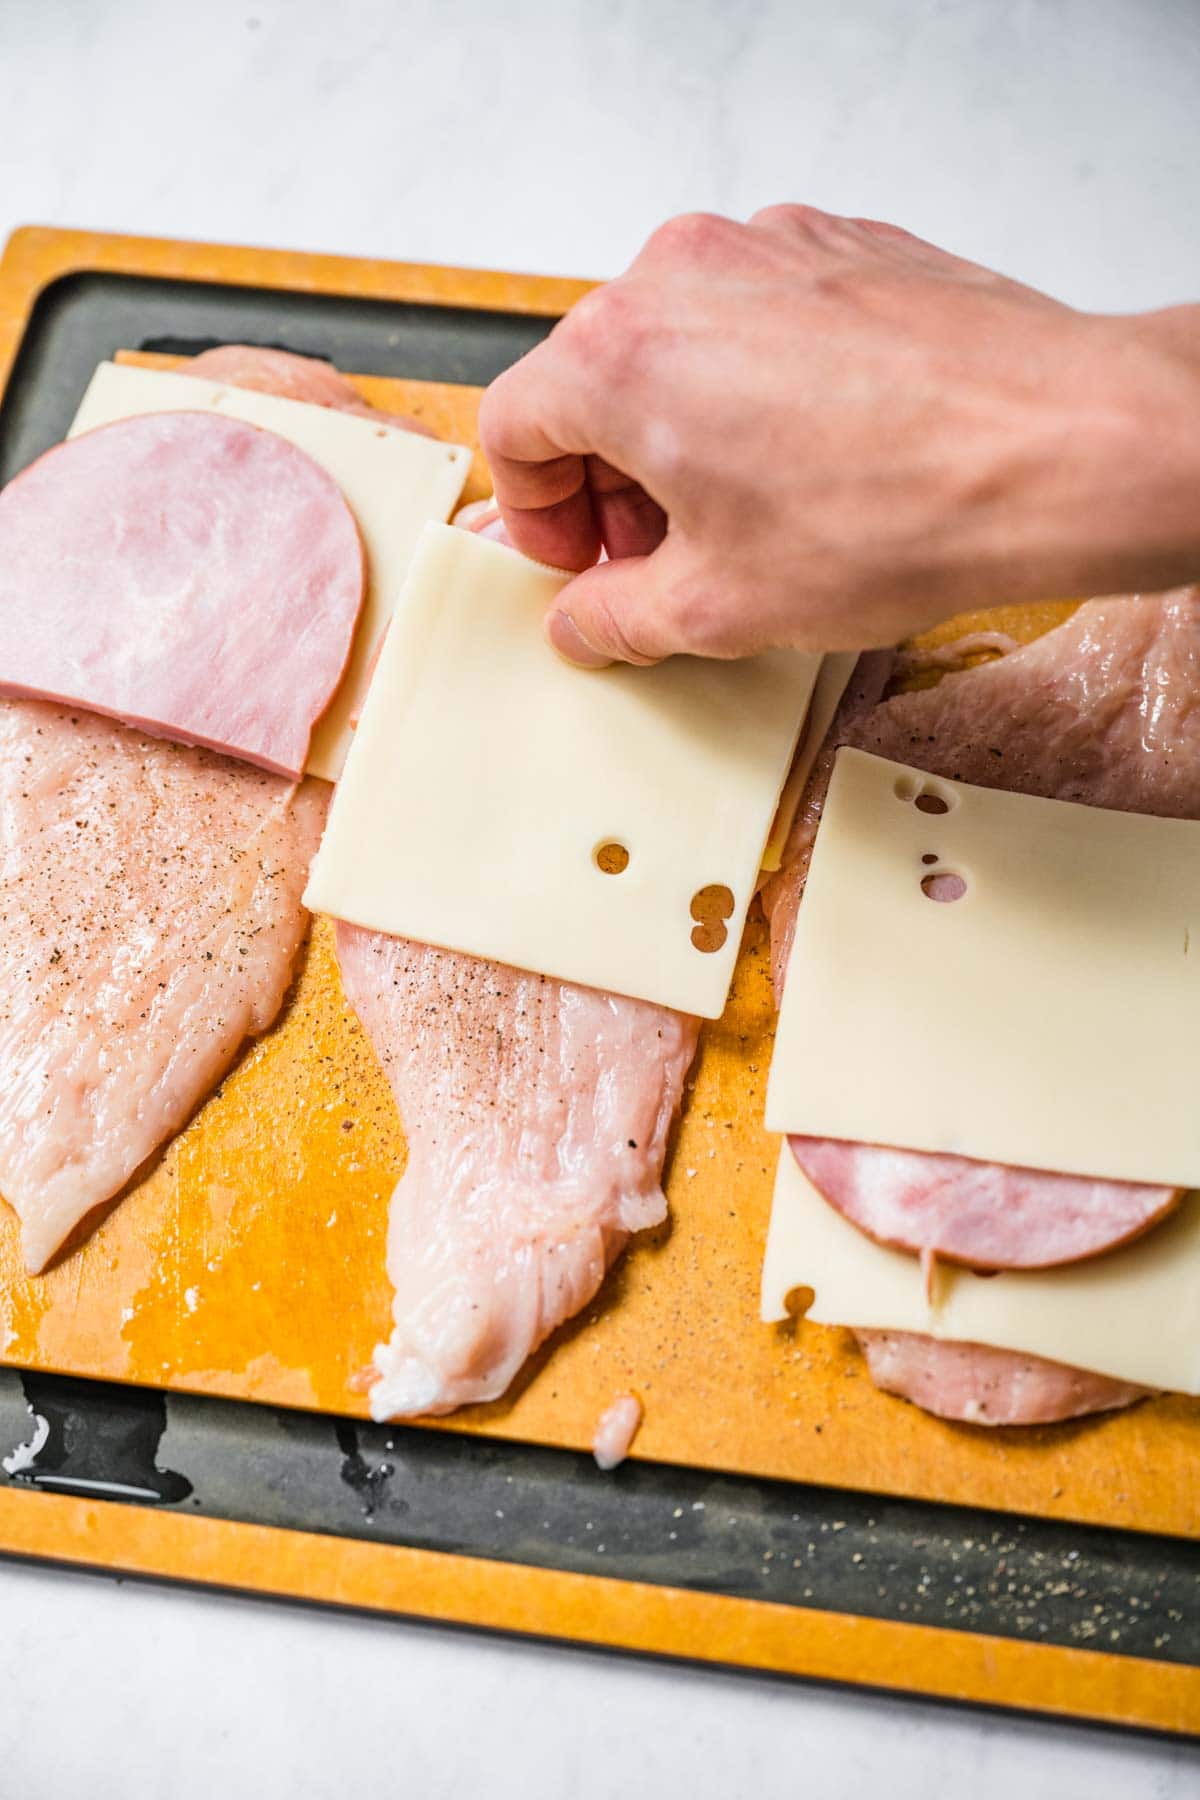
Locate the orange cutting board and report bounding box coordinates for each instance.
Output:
[0,228,1196,1545]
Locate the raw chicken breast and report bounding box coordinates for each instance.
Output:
[860,588,1200,807]
[0,702,326,1272]
[855,1331,1153,1428]
[337,926,698,1419]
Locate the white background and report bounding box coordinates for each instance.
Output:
[0,2,1198,1794]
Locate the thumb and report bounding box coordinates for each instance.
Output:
[545,538,741,669]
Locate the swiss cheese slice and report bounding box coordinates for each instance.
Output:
[766,746,1200,1186]
[69,360,472,781]
[762,1145,1200,1394]
[305,524,820,1017]
[759,651,857,873]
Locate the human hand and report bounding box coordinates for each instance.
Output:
[479,206,1200,665]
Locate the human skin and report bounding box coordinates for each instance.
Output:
[479,206,1200,666]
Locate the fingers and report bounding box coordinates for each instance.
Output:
[481,329,665,570]
[545,548,681,668]
[496,490,601,571]
[479,356,602,571]
[544,536,754,669]
[586,456,667,560]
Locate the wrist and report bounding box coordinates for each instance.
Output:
[909,306,1200,625]
[1060,309,1200,595]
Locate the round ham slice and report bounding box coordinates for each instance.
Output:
[789,1136,1179,1271]
[0,411,365,778]
[854,1331,1154,1426]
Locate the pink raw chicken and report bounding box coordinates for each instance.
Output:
[206,347,703,1421]
[0,702,326,1272]
[856,1332,1151,1428]
[592,1393,643,1470]
[338,929,697,1418]
[767,594,1200,1423]
[0,411,365,778]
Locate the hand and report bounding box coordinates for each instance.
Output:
[479,206,1200,665]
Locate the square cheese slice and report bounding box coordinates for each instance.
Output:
[69,360,472,782]
[766,746,1200,1186]
[305,523,820,1017]
[762,1144,1200,1394]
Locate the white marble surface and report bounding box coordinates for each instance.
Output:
[1,1,1198,1794]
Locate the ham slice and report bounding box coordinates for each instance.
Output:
[202,346,702,1420]
[0,701,325,1272]
[337,928,698,1417]
[0,411,364,778]
[771,593,1200,1422]
[788,1137,1179,1272]
[854,1331,1152,1427]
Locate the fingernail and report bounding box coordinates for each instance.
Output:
[547,610,613,669]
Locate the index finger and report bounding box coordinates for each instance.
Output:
[479,344,604,572]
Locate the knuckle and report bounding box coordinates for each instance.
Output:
[476,374,514,456]
[645,209,735,263]
[750,201,852,248]
[850,214,911,240]
[562,281,651,380]
[749,201,805,231]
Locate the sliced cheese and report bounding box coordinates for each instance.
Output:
[759,651,857,873]
[305,524,820,1017]
[69,360,472,781]
[766,746,1200,1186]
[762,1144,1200,1394]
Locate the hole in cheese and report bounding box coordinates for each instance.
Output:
[690,884,735,923]
[689,883,736,954]
[594,840,630,875]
